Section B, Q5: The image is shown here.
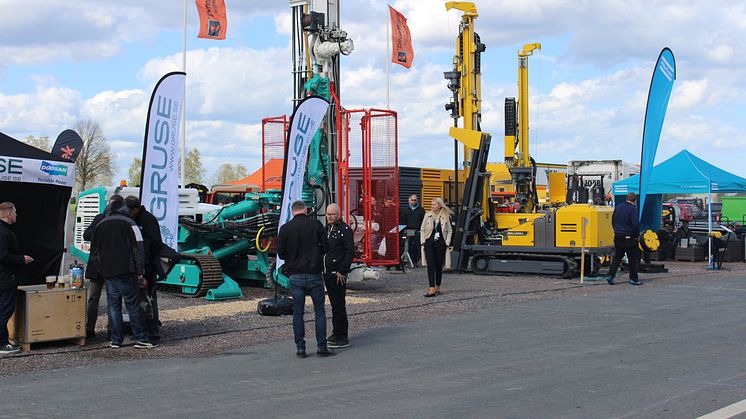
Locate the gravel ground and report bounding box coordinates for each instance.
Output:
[1,260,741,377]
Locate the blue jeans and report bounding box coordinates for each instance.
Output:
[105,276,148,344]
[289,273,327,351]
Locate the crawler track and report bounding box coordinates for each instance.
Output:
[471,252,579,278]
[159,253,224,297]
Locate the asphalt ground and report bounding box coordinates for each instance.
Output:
[1,261,745,418]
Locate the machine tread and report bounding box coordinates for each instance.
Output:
[471,252,579,278]
[160,253,224,297]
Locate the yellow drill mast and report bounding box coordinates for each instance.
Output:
[444,2,485,154]
[444,2,489,218]
[504,42,541,212]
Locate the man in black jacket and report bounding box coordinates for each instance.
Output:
[606,192,642,286]
[91,201,154,349]
[0,202,33,354]
[400,194,426,267]
[126,195,164,343]
[277,200,332,358]
[323,203,355,349]
[83,194,123,338]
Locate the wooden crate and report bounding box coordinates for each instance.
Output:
[9,285,86,352]
[675,247,705,262]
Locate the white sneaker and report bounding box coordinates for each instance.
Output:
[0,344,21,354]
[134,341,158,349]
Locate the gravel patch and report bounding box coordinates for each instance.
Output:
[1,260,741,377]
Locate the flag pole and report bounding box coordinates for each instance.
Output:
[386,5,390,110]
[180,0,188,187]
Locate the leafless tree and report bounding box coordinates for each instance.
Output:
[74,119,115,191]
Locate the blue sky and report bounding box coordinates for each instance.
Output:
[1,0,744,185]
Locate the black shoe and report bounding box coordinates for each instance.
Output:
[0,344,21,354]
[629,279,643,286]
[606,276,615,285]
[296,349,308,359]
[85,330,95,338]
[327,339,350,349]
[148,336,161,345]
[134,341,158,349]
[317,348,336,357]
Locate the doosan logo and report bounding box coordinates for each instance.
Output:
[40,161,68,176]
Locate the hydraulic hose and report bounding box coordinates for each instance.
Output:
[255,226,271,252]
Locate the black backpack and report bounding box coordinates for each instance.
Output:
[153,245,181,280]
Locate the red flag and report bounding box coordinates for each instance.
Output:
[196,0,228,40]
[389,5,414,68]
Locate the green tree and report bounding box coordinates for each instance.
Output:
[183,148,206,185]
[210,163,248,186]
[74,119,115,191]
[24,135,51,152]
[128,157,142,186]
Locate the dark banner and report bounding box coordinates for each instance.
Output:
[51,129,84,162]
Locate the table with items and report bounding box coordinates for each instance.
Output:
[9,283,86,352]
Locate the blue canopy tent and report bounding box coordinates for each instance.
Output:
[612,149,746,266]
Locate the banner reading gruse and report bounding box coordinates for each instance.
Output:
[139,72,186,250]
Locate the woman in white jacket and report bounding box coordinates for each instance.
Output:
[420,198,452,297]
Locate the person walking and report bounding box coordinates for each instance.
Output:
[420,198,452,297]
[90,200,155,349]
[83,194,123,338]
[606,192,642,286]
[323,203,355,349]
[0,202,33,355]
[125,195,164,344]
[400,194,426,267]
[277,200,333,358]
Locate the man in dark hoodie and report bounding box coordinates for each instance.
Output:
[0,202,33,354]
[90,199,154,349]
[125,195,164,344]
[323,203,354,349]
[83,194,123,338]
[606,192,642,286]
[277,200,332,358]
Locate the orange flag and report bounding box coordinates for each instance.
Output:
[389,5,414,68]
[196,0,228,40]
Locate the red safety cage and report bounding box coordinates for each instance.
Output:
[342,109,399,266]
[261,116,288,192]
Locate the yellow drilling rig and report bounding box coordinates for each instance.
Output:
[444,1,614,277]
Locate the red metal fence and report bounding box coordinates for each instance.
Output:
[343,109,399,266]
[261,116,288,191]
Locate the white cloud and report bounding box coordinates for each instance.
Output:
[0,86,81,135]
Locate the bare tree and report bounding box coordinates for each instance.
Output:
[74,119,115,191]
[23,135,51,152]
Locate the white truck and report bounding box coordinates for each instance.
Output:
[70,186,219,262]
[567,160,639,204]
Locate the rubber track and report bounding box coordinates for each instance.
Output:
[164,253,224,298]
[472,252,579,278]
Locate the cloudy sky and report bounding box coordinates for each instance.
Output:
[1,0,744,185]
